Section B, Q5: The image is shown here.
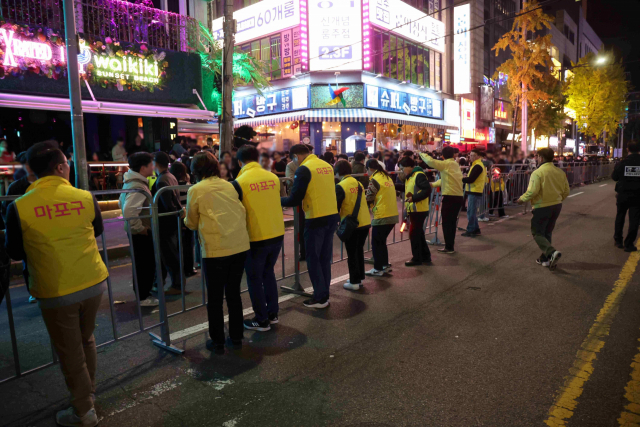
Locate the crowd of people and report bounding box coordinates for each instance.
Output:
[5,124,625,427]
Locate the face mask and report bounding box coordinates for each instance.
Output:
[293,156,299,165]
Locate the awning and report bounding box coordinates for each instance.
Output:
[307,108,458,130]
[0,93,215,120]
[233,111,309,128]
[178,120,219,134]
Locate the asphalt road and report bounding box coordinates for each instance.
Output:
[1,179,638,427]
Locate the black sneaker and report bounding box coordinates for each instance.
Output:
[438,248,455,254]
[461,231,475,237]
[268,313,279,324]
[472,229,482,236]
[206,340,225,355]
[615,241,624,249]
[303,297,329,308]
[625,246,638,253]
[405,259,423,266]
[549,251,562,270]
[536,258,550,267]
[226,337,243,350]
[244,318,271,331]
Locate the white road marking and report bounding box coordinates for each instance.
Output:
[600,184,608,187]
[107,377,182,416]
[567,192,584,198]
[169,273,350,341]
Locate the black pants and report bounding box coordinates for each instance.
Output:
[409,211,430,262]
[130,233,155,301]
[531,204,562,259]
[203,251,247,346]
[159,223,183,290]
[182,227,195,273]
[441,196,464,251]
[345,227,370,284]
[372,224,395,270]
[489,191,506,217]
[615,196,640,249]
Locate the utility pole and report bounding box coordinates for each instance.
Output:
[62,0,88,189]
[220,0,235,153]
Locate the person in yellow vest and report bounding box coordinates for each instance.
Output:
[397,156,432,266]
[334,160,372,290]
[281,144,339,308]
[419,147,463,254]
[5,142,108,427]
[364,159,399,275]
[234,145,285,331]
[461,149,487,237]
[185,152,250,354]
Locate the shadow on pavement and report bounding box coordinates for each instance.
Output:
[560,262,621,271]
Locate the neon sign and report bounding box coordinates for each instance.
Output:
[0,29,57,66]
[93,55,160,84]
[495,110,507,120]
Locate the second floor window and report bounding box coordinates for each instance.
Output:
[240,35,282,81]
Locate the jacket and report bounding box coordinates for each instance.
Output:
[404,167,431,213]
[612,153,640,200]
[151,170,182,228]
[419,154,464,196]
[111,144,127,162]
[368,171,399,222]
[336,176,371,228]
[351,161,369,188]
[281,154,339,223]
[119,169,152,234]
[235,162,285,243]
[5,176,108,298]
[462,159,487,195]
[519,162,570,209]
[184,176,250,258]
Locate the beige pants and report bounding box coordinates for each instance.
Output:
[40,293,103,415]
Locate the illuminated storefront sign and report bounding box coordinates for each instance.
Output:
[211,0,301,45]
[308,0,363,71]
[364,0,445,52]
[460,97,475,139]
[0,29,56,66]
[454,4,470,94]
[494,99,512,126]
[93,54,160,84]
[365,85,442,119]
[234,85,310,119]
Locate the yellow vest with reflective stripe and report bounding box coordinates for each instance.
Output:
[14,176,109,298]
[466,159,487,194]
[337,176,371,227]
[371,171,398,220]
[405,170,430,213]
[300,154,338,219]
[235,162,285,242]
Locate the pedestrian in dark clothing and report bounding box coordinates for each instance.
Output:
[152,151,184,294]
[170,161,196,277]
[612,142,640,251]
[351,151,369,188]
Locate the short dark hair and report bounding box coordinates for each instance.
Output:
[27,142,66,178]
[537,148,554,162]
[169,161,188,182]
[290,144,310,156]
[128,152,153,173]
[237,145,259,163]
[260,152,270,159]
[305,144,314,153]
[628,142,640,153]
[442,146,455,159]
[16,151,27,165]
[334,159,351,176]
[402,150,414,157]
[471,149,485,157]
[337,154,349,161]
[372,151,381,159]
[191,151,220,180]
[154,151,171,167]
[354,152,366,162]
[398,157,415,168]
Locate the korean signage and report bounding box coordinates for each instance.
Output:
[364,0,445,53]
[494,99,512,127]
[454,4,471,94]
[292,27,303,74]
[461,98,475,139]
[233,86,310,119]
[308,0,363,71]
[281,29,293,78]
[364,85,443,119]
[211,0,300,45]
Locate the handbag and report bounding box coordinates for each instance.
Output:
[336,183,363,242]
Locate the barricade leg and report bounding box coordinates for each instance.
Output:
[280,206,312,297]
[428,191,443,245]
[101,233,119,340]
[4,287,21,379]
[125,223,145,332]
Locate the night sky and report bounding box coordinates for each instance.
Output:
[588,0,640,90]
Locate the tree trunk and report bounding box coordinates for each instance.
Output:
[220,0,235,153]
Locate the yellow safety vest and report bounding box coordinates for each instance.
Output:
[490,167,505,192]
[235,162,285,242]
[14,176,109,298]
[370,171,399,220]
[300,154,338,219]
[337,176,371,227]
[466,159,487,194]
[405,170,430,213]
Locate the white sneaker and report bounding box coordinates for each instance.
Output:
[549,250,562,270]
[140,297,159,307]
[383,264,393,272]
[56,407,98,427]
[478,217,490,222]
[365,268,385,277]
[28,295,37,304]
[343,281,362,291]
[502,215,510,219]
